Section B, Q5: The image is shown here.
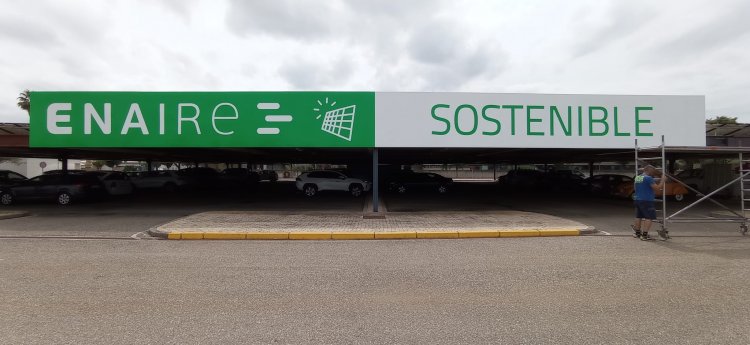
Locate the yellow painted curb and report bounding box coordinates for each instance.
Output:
[458,231,500,238]
[165,229,581,240]
[203,232,246,240]
[289,232,332,240]
[539,229,580,237]
[180,232,204,240]
[499,230,540,237]
[374,232,417,239]
[417,231,459,239]
[332,232,375,240]
[246,233,289,240]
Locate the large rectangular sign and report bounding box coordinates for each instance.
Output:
[30,92,705,148]
[30,92,375,147]
[375,92,706,148]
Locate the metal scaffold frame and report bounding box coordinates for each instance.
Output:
[635,136,750,240]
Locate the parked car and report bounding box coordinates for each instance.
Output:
[586,174,633,196]
[43,169,134,196]
[131,171,191,192]
[220,168,260,188]
[675,169,705,194]
[295,170,371,197]
[177,167,220,188]
[0,170,27,187]
[91,171,135,195]
[543,170,588,192]
[615,178,689,201]
[257,170,279,182]
[497,169,545,189]
[0,173,106,205]
[387,171,453,194]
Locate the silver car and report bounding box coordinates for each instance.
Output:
[295,170,371,197]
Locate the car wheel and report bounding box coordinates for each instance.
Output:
[437,185,448,194]
[57,192,72,205]
[0,192,13,205]
[397,185,407,194]
[163,182,177,192]
[303,184,317,197]
[350,184,363,197]
[673,194,685,202]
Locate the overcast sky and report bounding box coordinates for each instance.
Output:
[1,0,749,123]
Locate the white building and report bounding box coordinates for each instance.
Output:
[0,157,82,178]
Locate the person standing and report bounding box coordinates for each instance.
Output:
[631,165,667,240]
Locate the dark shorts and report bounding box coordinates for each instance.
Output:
[634,200,656,220]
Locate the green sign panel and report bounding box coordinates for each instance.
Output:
[30,92,375,148]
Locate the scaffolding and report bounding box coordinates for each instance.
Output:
[635,136,750,240]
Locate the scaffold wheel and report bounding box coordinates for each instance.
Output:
[657,226,670,240]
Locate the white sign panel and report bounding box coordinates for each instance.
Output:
[375,93,705,148]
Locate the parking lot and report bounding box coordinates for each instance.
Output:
[3,180,750,344]
[0,180,746,239]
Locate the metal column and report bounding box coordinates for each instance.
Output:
[661,135,667,234]
[742,152,746,219]
[372,148,379,213]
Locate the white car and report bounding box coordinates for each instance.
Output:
[295,170,371,197]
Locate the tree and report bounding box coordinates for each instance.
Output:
[91,161,105,170]
[17,89,30,115]
[706,116,738,124]
[104,160,122,169]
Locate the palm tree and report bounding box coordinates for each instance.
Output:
[17,89,30,115]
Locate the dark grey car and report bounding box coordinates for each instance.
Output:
[0,174,106,205]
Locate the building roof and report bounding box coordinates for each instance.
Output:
[0,122,29,135]
[1,122,750,163]
[705,123,750,138]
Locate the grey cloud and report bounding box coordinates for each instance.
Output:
[151,0,193,21]
[408,24,463,64]
[420,47,505,91]
[279,58,353,89]
[345,0,442,19]
[0,14,59,46]
[226,0,335,39]
[573,3,656,58]
[405,20,506,89]
[656,2,750,59]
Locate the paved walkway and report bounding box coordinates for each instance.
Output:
[151,210,591,240]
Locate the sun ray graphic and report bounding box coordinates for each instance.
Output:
[313,97,332,120]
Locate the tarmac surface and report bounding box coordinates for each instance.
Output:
[2,182,750,343]
[2,235,749,344]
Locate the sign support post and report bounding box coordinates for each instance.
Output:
[372,148,379,213]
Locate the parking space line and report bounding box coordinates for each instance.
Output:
[130,231,160,240]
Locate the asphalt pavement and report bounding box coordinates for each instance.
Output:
[1,182,749,344]
[1,236,749,344]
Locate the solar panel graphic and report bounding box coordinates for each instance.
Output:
[321,105,356,141]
